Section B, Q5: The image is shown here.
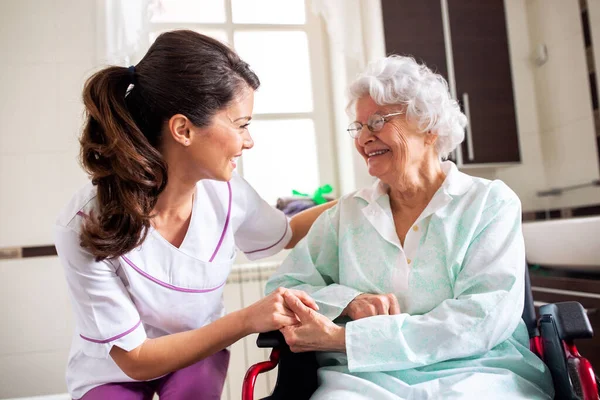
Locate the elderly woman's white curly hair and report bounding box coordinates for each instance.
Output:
[347,55,467,160]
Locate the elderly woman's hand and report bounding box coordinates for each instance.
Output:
[280,291,346,353]
[242,288,319,334]
[341,293,401,320]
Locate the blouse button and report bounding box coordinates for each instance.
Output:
[412,225,419,232]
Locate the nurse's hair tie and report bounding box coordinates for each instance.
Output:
[127,65,136,85]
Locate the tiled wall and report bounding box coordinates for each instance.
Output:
[481,0,600,213]
[0,0,95,248]
[0,1,97,398]
[492,0,549,212]
[525,0,600,211]
[0,257,73,398]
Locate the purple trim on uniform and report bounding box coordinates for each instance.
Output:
[77,211,88,218]
[77,201,227,293]
[80,320,142,344]
[121,255,226,293]
[209,181,232,262]
[245,214,289,255]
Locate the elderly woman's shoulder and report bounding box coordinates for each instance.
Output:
[335,190,368,208]
[470,176,521,208]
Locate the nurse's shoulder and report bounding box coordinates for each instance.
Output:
[199,170,261,215]
[56,181,98,233]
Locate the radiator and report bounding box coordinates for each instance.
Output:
[221,263,281,400]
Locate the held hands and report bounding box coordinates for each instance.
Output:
[243,288,319,334]
[341,293,401,320]
[280,291,345,353]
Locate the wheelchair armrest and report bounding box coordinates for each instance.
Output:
[252,331,319,400]
[539,302,593,341]
[257,331,286,348]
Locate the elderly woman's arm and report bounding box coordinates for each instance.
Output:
[266,206,363,321]
[344,194,525,373]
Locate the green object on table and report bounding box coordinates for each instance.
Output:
[528,264,550,276]
[292,184,333,205]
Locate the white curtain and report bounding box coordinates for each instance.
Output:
[96,0,158,66]
[308,0,386,193]
[309,0,366,66]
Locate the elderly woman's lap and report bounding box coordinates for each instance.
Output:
[311,368,552,400]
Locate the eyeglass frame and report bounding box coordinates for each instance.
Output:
[346,112,404,139]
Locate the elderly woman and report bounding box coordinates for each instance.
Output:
[265,56,554,400]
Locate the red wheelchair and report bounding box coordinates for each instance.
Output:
[243,268,598,400]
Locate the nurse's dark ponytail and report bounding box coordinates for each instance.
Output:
[79,30,260,261]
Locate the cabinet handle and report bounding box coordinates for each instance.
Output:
[440,0,457,99]
[462,92,475,161]
[441,0,463,165]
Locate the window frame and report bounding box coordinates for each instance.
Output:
[149,0,338,203]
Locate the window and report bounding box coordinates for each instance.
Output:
[149,0,337,204]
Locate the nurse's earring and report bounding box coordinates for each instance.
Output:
[184,139,190,146]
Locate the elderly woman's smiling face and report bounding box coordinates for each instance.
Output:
[353,96,436,183]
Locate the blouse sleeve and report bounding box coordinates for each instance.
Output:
[55,225,147,359]
[232,174,292,260]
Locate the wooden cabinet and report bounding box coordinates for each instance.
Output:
[381,0,521,165]
[381,2,447,78]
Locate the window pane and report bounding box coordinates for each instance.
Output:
[150,29,229,46]
[231,0,306,24]
[242,119,319,205]
[234,31,313,114]
[150,0,225,23]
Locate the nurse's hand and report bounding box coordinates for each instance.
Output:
[242,288,319,334]
[280,291,345,353]
[341,293,401,320]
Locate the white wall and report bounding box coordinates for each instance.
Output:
[0,0,96,397]
[490,0,600,211]
[494,0,550,212]
[526,0,600,210]
[0,0,94,247]
[0,258,74,399]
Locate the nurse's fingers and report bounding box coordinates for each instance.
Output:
[287,289,319,311]
[275,314,300,328]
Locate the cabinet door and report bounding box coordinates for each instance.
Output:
[381,1,448,80]
[448,0,521,164]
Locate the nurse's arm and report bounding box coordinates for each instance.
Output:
[286,199,338,248]
[110,288,317,381]
[110,309,248,380]
[267,207,363,321]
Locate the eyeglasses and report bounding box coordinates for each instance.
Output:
[347,112,403,139]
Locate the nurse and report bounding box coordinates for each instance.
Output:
[55,30,328,400]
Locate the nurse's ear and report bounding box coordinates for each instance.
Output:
[167,114,192,147]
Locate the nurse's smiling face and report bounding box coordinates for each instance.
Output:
[165,87,255,182]
[193,88,255,181]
